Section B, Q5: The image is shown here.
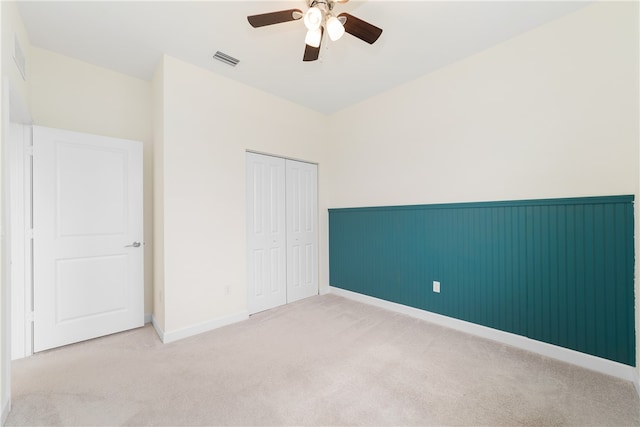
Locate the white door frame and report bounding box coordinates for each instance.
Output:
[6,83,33,360]
[8,121,32,360]
[2,77,33,424]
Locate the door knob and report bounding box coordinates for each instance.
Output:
[125,242,141,248]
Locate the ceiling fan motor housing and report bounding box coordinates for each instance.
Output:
[308,0,335,13]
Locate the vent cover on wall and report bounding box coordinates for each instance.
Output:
[213,51,240,67]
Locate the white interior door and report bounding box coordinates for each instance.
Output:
[33,126,143,352]
[246,153,287,314]
[286,159,318,303]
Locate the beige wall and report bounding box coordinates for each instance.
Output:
[1,1,7,419]
[327,2,637,207]
[155,55,329,334]
[151,58,165,331]
[28,47,154,316]
[326,2,639,372]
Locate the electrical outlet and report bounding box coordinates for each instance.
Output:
[433,281,440,293]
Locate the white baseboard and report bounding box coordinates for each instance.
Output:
[150,314,165,342]
[2,397,10,425]
[329,286,637,384]
[156,311,249,344]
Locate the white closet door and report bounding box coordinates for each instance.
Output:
[33,126,143,352]
[285,159,318,303]
[246,153,287,314]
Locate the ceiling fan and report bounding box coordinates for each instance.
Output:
[247,0,383,62]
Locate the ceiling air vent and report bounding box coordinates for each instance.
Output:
[213,51,239,67]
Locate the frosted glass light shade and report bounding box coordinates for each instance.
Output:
[305,28,322,48]
[304,7,322,30]
[326,16,345,41]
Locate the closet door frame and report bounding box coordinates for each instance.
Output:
[246,152,318,314]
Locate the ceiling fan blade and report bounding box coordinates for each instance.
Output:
[303,44,320,62]
[303,28,324,62]
[337,13,383,44]
[247,9,303,28]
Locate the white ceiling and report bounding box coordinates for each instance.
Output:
[17,1,590,114]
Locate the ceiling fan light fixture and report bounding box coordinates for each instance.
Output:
[326,15,345,41]
[305,28,322,48]
[246,1,383,62]
[303,7,322,30]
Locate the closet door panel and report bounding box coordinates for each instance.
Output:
[246,153,287,314]
[286,159,318,303]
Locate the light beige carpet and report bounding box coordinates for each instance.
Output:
[5,294,640,426]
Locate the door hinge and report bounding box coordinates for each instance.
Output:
[26,311,34,322]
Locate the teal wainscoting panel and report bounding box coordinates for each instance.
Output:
[328,196,635,366]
